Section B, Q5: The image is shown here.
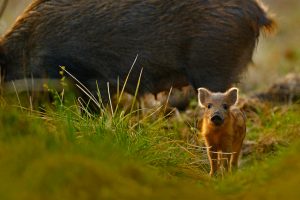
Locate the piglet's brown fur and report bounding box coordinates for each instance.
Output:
[198,87,246,176]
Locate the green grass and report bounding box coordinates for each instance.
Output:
[0,97,206,200]
[216,140,300,199]
[0,94,300,199]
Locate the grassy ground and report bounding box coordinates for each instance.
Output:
[0,0,300,199]
[0,95,300,199]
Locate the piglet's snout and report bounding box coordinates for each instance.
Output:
[211,113,224,126]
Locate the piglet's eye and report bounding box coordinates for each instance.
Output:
[207,103,212,109]
[223,104,229,110]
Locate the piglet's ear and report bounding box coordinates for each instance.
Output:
[197,88,211,108]
[226,87,239,106]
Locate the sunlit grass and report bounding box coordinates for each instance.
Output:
[0,91,300,199]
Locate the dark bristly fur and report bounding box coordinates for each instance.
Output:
[0,0,274,101]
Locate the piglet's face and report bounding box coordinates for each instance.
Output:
[198,87,238,127]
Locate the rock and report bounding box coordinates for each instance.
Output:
[255,73,300,103]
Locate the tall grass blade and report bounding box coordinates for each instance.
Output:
[130,68,143,113]
[12,81,23,112]
[113,54,139,116]
[107,82,114,116]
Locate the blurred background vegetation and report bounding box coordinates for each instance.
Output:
[245,0,300,91]
[0,0,31,33]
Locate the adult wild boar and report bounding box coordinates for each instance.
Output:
[0,0,274,102]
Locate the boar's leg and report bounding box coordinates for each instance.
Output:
[220,136,234,173]
[231,139,244,172]
[206,145,218,177]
